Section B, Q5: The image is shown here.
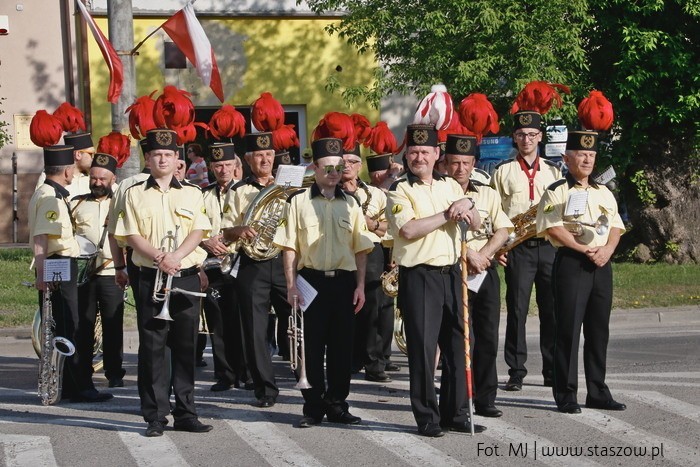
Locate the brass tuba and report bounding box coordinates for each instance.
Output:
[495,204,539,256]
[240,169,315,261]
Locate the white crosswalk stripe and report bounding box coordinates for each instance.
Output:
[1,434,57,467]
[118,431,189,467]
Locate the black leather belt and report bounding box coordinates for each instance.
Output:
[140,266,200,277]
[524,238,548,248]
[301,268,352,278]
[413,264,456,274]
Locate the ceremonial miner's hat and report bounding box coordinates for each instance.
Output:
[91,153,118,174]
[43,145,75,167]
[566,131,599,152]
[146,129,178,152]
[139,138,151,156]
[512,111,542,131]
[63,132,94,151]
[273,150,293,170]
[311,138,344,161]
[209,142,237,162]
[405,124,438,148]
[346,142,362,158]
[245,132,274,152]
[445,134,478,158]
[366,154,392,172]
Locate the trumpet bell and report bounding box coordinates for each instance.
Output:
[595,215,609,236]
[154,301,174,321]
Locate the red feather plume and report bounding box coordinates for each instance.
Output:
[578,90,614,131]
[351,114,372,146]
[208,105,246,140]
[30,110,64,148]
[251,92,285,131]
[510,81,571,115]
[125,91,157,139]
[458,93,500,143]
[438,110,474,143]
[53,102,86,133]
[367,121,398,155]
[312,112,356,151]
[97,132,131,168]
[272,124,300,151]
[175,122,208,146]
[153,86,195,130]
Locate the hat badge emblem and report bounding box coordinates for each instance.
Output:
[456,139,472,153]
[257,135,271,149]
[156,131,173,146]
[326,140,341,154]
[413,129,429,145]
[281,153,291,164]
[95,154,109,166]
[212,147,223,160]
[519,114,533,126]
[581,134,595,149]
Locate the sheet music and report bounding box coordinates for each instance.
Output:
[593,166,616,185]
[275,165,306,188]
[228,254,241,278]
[44,259,71,282]
[295,274,318,312]
[565,191,589,217]
[468,270,487,293]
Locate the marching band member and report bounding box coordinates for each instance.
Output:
[444,134,513,418]
[220,132,290,408]
[35,131,94,199]
[492,106,563,391]
[114,129,212,437]
[537,93,626,414]
[274,137,374,428]
[386,124,483,437]
[201,143,250,391]
[71,153,126,389]
[29,144,112,403]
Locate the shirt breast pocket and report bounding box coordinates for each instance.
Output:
[300,215,320,245]
[175,207,195,231]
[337,216,353,241]
[136,209,154,239]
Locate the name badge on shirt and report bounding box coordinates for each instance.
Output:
[176,207,194,219]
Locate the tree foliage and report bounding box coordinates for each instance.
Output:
[305,0,592,126]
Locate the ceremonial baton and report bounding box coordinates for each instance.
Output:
[458,220,475,436]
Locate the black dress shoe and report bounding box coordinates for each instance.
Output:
[327,411,361,425]
[70,389,114,403]
[108,378,124,388]
[256,396,276,408]
[586,399,626,411]
[558,402,582,414]
[543,377,554,388]
[196,359,207,367]
[474,405,503,418]
[504,376,523,391]
[145,420,165,437]
[385,362,401,372]
[443,420,487,434]
[173,418,213,433]
[365,371,392,383]
[298,416,323,428]
[418,423,445,438]
[210,381,233,392]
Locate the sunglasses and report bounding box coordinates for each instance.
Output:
[322,164,345,174]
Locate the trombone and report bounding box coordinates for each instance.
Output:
[287,295,311,390]
[152,226,207,321]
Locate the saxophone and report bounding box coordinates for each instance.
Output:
[38,289,75,406]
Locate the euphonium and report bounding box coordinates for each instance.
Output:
[495,204,539,256]
[287,295,311,389]
[38,288,75,406]
[240,169,315,261]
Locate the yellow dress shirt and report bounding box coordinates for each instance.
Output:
[491,156,562,218]
[28,181,80,258]
[465,181,514,252]
[71,194,114,276]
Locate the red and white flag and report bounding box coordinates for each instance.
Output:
[162,2,225,102]
[75,1,124,104]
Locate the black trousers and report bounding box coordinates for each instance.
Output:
[504,240,556,379]
[552,248,613,407]
[137,269,200,423]
[77,275,125,382]
[469,264,501,408]
[236,253,289,400]
[379,246,395,363]
[352,244,386,374]
[126,248,140,312]
[299,268,356,420]
[202,268,249,385]
[398,264,469,427]
[38,256,82,397]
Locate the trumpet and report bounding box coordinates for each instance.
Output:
[564,214,609,237]
[287,295,311,390]
[152,226,207,321]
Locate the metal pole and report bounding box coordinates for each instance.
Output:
[12,152,18,243]
[107,0,138,180]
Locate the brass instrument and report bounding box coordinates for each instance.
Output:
[381,266,399,298]
[239,170,315,261]
[38,288,75,405]
[393,307,407,356]
[201,254,234,274]
[152,226,207,321]
[496,204,539,256]
[287,295,311,389]
[564,214,609,237]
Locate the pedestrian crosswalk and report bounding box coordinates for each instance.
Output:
[1,369,699,466]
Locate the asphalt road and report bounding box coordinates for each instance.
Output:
[1,306,698,466]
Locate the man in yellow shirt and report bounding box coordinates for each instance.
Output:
[274,137,374,428]
[537,131,626,414]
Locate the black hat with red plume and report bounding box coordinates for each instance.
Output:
[567,90,614,152]
[510,81,570,130]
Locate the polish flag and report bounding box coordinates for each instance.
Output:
[162,2,225,102]
[75,1,124,104]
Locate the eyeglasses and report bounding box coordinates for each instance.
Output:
[322,164,345,174]
[514,132,541,141]
[81,149,96,156]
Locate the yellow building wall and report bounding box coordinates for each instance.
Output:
[88,17,378,146]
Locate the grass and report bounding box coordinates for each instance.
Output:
[0,248,136,328]
[2,248,699,327]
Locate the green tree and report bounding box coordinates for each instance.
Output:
[305,0,592,123]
